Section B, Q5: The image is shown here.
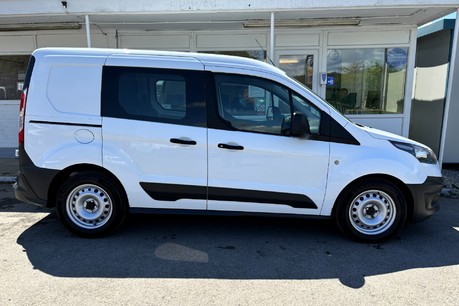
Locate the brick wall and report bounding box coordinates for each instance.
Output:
[0,101,19,148]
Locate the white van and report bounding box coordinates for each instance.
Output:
[15,47,442,241]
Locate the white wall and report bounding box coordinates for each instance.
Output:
[0,101,19,147]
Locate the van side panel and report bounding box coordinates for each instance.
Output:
[320,138,432,217]
[26,55,106,122]
[25,121,102,169]
[47,64,102,116]
[24,54,105,170]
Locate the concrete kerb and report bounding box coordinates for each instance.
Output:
[0,177,15,184]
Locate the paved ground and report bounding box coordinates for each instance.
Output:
[0,183,458,305]
[0,148,17,181]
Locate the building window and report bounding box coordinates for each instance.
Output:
[0,55,30,100]
[326,48,408,115]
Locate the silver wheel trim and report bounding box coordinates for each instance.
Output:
[349,189,397,236]
[66,184,113,230]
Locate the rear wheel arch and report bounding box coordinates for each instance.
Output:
[47,164,128,209]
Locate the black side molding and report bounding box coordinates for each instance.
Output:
[139,182,317,209]
[140,183,206,201]
[29,120,102,128]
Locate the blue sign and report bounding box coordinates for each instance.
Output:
[327,76,334,86]
[387,48,407,70]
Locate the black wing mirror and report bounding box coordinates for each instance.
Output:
[291,112,310,137]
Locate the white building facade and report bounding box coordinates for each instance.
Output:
[0,0,458,158]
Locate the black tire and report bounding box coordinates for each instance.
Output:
[335,179,407,242]
[55,171,128,237]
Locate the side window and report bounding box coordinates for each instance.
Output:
[155,79,186,112]
[292,93,321,135]
[214,74,292,136]
[102,66,206,127]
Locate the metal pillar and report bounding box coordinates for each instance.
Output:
[270,12,275,65]
[439,9,459,166]
[85,15,91,48]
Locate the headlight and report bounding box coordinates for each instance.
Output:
[390,141,438,164]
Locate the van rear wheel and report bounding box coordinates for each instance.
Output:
[56,171,127,237]
[335,179,407,242]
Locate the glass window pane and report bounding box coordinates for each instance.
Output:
[102,66,206,127]
[279,54,314,90]
[0,55,30,100]
[292,93,321,135]
[326,48,407,115]
[214,73,292,136]
[118,72,186,120]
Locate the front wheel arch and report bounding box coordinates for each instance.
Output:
[332,174,414,223]
[333,175,412,242]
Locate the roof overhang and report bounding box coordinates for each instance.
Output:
[0,0,457,32]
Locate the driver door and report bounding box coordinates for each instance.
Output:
[207,72,329,215]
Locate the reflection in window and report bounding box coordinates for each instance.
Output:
[0,55,30,100]
[279,54,314,90]
[102,66,206,127]
[215,73,291,136]
[326,48,407,115]
[214,73,321,136]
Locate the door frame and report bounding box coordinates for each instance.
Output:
[275,49,320,95]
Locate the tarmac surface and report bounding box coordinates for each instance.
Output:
[0,148,17,183]
[1,184,459,305]
[1,147,458,305]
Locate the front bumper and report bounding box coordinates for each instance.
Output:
[407,176,443,223]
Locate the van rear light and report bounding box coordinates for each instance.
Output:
[18,88,27,144]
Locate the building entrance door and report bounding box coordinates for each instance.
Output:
[277,50,319,94]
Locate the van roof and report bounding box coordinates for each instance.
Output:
[32,47,285,76]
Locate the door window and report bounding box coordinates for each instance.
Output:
[102,66,206,127]
[214,74,292,136]
[291,93,321,135]
[214,73,321,136]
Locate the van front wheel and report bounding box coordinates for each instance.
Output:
[335,179,407,242]
[56,171,127,237]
